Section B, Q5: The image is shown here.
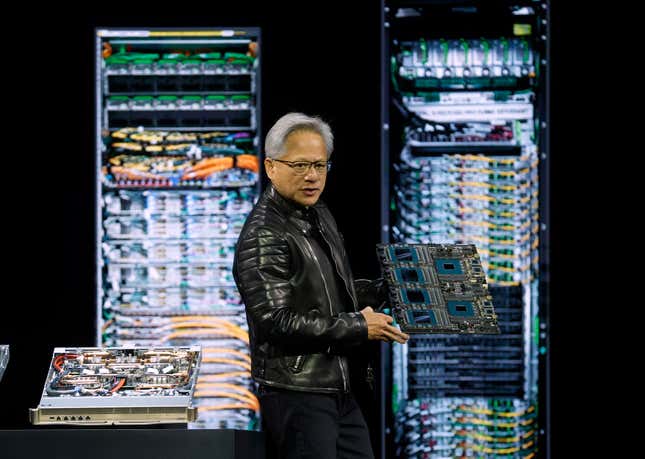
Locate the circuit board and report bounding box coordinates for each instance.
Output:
[30,346,201,425]
[377,243,500,334]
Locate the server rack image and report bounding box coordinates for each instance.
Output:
[381,2,549,458]
[95,28,261,430]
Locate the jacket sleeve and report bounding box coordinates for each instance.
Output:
[234,225,368,348]
[354,278,390,313]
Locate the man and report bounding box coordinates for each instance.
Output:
[233,113,409,459]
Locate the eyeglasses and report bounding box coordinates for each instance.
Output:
[270,159,332,175]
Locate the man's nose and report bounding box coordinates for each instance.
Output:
[303,167,321,180]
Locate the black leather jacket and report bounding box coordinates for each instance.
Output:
[233,185,387,393]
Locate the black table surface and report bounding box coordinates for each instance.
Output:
[1,428,266,459]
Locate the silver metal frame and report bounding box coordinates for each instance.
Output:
[30,345,201,426]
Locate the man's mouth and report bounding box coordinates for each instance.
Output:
[302,188,319,197]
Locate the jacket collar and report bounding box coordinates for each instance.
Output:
[266,184,323,221]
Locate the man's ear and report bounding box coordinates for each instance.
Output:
[264,158,273,179]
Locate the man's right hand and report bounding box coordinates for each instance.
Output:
[360,306,410,344]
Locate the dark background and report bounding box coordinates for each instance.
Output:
[0,1,600,456]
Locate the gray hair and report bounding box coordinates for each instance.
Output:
[264,112,334,159]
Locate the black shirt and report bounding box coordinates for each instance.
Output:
[303,207,353,315]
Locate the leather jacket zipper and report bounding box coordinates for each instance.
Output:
[302,235,349,393]
[317,222,355,394]
[291,355,305,372]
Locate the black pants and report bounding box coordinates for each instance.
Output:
[258,385,375,459]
